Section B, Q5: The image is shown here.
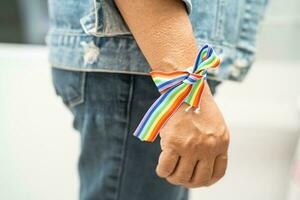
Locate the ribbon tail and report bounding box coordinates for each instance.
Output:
[184,77,205,108]
[133,83,192,142]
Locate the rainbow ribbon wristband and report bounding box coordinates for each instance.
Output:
[133,44,221,142]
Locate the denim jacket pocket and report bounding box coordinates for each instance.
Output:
[52,68,86,108]
[80,0,131,37]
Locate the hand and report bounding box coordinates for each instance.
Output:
[156,83,230,188]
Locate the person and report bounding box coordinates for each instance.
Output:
[48,0,267,199]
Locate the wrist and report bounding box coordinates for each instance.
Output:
[202,81,214,101]
[178,81,213,110]
[151,49,198,72]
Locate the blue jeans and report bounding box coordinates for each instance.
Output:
[52,68,220,200]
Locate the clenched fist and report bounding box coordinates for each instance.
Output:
[156,83,230,188]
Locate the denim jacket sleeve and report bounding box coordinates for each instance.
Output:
[47,0,267,82]
[80,0,192,37]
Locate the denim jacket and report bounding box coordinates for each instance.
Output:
[47,0,268,81]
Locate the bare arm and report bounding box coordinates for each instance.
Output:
[115,0,229,188]
[115,0,197,71]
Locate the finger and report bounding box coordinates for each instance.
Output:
[186,159,214,188]
[166,156,197,185]
[156,149,179,178]
[208,153,228,185]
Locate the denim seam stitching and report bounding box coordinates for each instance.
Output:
[214,0,226,40]
[115,75,134,200]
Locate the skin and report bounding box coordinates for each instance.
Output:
[115,0,230,188]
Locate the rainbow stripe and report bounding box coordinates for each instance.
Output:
[133,44,220,142]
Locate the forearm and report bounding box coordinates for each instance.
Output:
[115,0,198,72]
[116,1,229,188]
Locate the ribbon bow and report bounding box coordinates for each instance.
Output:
[133,44,220,142]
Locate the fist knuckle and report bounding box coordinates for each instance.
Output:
[203,182,212,187]
[202,178,212,184]
[155,169,164,178]
[167,177,181,185]
[185,183,199,188]
[205,136,217,149]
[196,181,208,187]
[193,177,211,187]
[156,166,172,177]
[204,165,212,173]
[176,174,189,184]
[222,133,230,146]
[215,171,226,180]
